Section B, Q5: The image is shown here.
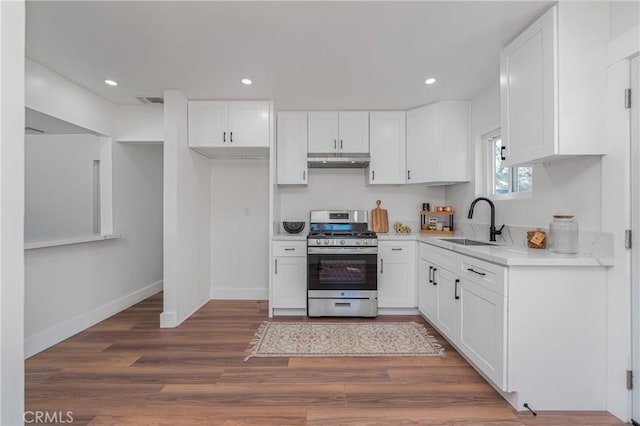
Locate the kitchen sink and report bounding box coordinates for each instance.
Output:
[440,238,496,246]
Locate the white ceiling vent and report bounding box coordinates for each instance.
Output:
[136,96,164,104]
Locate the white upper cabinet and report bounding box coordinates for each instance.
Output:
[188,101,228,147]
[277,112,308,185]
[338,112,369,153]
[308,111,369,154]
[227,102,271,147]
[188,101,271,156]
[500,4,608,166]
[368,111,406,185]
[406,101,470,185]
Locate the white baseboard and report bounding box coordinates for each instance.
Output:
[174,296,210,327]
[211,286,268,300]
[25,280,163,358]
[272,308,306,317]
[378,307,420,315]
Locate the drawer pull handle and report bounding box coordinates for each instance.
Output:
[335,302,351,307]
[467,268,486,276]
[284,248,295,251]
[391,248,403,251]
[275,259,278,274]
[454,279,460,300]
[433,267,437,285]
[428,266,433,283]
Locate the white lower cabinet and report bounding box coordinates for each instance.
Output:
[418,259,437,320]
[433,266,459,341]
[378,241,416,308]
[458,278,506,389]
[272,242,307,309]
[418,241,606,411]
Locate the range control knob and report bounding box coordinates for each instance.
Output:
[340,240,345,245]
[324,240,330,245]
[316,239,322,245]
[355,240,361,245]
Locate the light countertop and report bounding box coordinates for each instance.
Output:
[274,232,613,267]
[379,232,613,267]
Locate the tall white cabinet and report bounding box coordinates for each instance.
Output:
[367,112,406,185]
[500,3,608,166]
[276,112,308,185]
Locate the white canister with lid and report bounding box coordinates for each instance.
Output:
[548,215,579,254]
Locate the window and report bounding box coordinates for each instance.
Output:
[487,131,532,198]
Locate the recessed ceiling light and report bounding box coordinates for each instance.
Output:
[424,78,437,85]
[241,78,252,85]
[104,79,118,87]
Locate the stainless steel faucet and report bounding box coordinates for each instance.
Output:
[467,197,505,242]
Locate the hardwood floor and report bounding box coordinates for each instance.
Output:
[26,294,623,425]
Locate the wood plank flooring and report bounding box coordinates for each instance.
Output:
[26,293,623,425]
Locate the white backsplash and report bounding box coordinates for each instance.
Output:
[454,221,613,258]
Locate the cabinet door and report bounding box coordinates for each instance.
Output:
[277,112,308,185]
[418,259,437,321]
[368,112,406,184]
[188,101,228,147]
[406,104,440,183]
[338,112,369,153]
[308,112,339,153]
[500,6,556,166]
[434,266,458,342]
[458,279,506,390]
[228,101,270,147]
[378,242,416,308]
[272,257,307,309]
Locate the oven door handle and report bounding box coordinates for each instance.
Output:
[307,247,378,255]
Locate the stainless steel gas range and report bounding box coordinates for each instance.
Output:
[307,210,378,317]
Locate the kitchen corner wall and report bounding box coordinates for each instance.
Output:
[445,82,602,232]
[278,169,446,230]
[210,159,270,299]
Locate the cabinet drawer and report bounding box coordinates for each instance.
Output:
[380,241,415,259]
[460,256,506,296]
[273,241,306,257]
[420,242,457,270]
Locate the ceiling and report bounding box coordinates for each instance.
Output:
[25,1,552,110]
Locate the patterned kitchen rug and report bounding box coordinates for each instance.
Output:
[244,321,445,360]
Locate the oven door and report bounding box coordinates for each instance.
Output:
[307,247,377,292]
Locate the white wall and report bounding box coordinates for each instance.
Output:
[25,134,101,242]
[210,159,270,299]
[116,104,164,142]
[25,142,164,356]
[25,59,117,137]
[610,1,640,40]
[0,1,25,423]
[446,82,602,231]
[278,169,446,229]
[161,90,211,327]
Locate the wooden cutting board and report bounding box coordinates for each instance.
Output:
[371,200,389,233]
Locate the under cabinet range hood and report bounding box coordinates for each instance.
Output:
[307,153,370,168]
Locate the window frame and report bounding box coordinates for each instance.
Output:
[484,129,532,201]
